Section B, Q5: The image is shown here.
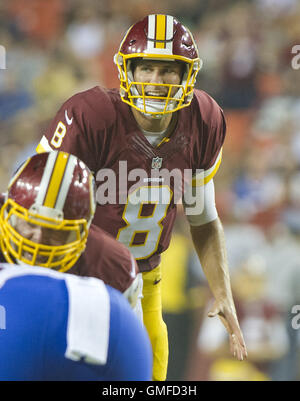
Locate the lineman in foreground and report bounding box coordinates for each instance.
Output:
[0,151,152,380]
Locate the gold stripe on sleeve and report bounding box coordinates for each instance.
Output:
[36,143,46,154]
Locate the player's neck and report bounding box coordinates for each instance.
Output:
[131,108,175,134]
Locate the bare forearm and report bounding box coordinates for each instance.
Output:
[190,217,233,302]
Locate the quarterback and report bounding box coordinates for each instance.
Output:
[36,14,247,380]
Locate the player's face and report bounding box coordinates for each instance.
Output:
[14,217,72,266]
[133,60,183,100]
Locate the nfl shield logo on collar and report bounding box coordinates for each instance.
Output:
[152,157,163,169]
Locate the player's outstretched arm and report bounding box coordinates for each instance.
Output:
[190,217,247,361]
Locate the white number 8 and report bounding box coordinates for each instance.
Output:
[117,185,172,260]
[50,121,66,148]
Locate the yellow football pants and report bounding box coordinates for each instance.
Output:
[142,265,168,381]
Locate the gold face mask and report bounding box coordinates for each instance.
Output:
[115,54,201,116]
[0,199,88,272]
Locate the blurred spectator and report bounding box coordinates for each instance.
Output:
[65,8,105,61]
[6,0,65,46]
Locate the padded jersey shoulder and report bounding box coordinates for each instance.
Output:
[62,86,119,131]
[192,89,225,129]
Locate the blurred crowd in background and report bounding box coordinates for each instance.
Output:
[1,0,300,381]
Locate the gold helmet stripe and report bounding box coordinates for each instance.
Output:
[155,14,166,49]
[147,14,174,54]
[55,154,77,211]
[43,152,70,208]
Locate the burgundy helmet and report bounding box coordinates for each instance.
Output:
[114,14,202,116]
[0,151,96,272]
[0,193,5,209]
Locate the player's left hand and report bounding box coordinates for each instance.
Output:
[208,300,247,361]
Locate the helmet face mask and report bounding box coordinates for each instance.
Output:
[114,14,202,117]
[0,151,96,272]
[0,199,88,272]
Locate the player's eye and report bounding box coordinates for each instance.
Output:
[165,67,179,74]
[140,65,152,72]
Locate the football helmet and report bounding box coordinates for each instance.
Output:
[0,151,96,272]
[114,14,202,116]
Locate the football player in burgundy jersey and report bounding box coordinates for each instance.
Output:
[0,152,141,309]
[36,14,247,380]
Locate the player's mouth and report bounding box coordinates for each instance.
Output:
[145,91,167,102]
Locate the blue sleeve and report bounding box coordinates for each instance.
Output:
[0,274,71,381]
[0,272,152,381]
[44,283,152,381]
[103,286,153,381]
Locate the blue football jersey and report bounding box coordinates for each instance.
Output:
[0,263,152,381]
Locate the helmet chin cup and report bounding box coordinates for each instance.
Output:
[136,101,165,119]
[134,97,176,117]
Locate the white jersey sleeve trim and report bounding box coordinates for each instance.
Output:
[65,274,110,365]
[0,263,66,287]
[36,135,53,153]
[183,178,218,226]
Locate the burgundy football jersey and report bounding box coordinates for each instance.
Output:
[37,86,226,272]
[69,223,137,293]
